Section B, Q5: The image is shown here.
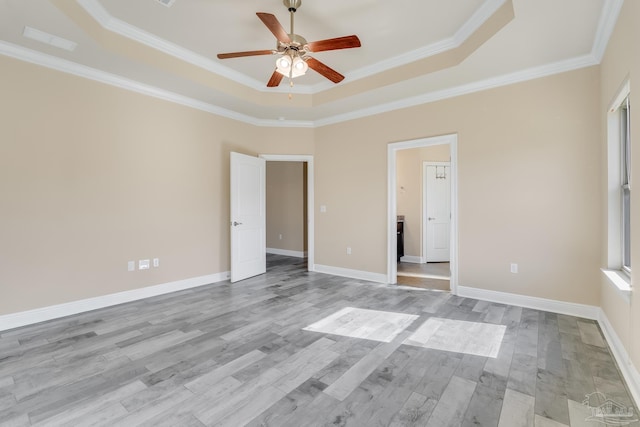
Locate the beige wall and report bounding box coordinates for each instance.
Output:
[315,67,602,306]
[266,162,307,253]
[396,145,450,259]
[0,35,608,320]
[599,0,640,371]
[0,55,313,315]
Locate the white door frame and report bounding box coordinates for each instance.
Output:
[387,134,458,294]
[259,154,314,272]
[423,161,451,263]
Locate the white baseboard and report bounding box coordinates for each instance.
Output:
[313,264,387,284]
[597,309,640,408]
[399,256,423,263]
[0,272,230,332]
[266,248,308,258]
[457,286,599,320]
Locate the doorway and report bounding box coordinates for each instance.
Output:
[387,135,458,294]
[260,154,315,272]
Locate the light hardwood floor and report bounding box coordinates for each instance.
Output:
[0,255,637,426]
[397,262,450,290]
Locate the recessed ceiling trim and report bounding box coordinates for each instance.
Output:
[0,40,313,128]
[453,0,507,45]
[76,0,288,93]
[22,26,78,52]
[0,40,599,130]
[79,0,505,95]
[314,54,599,127]
[340,0,507,89]
[591,0,624,62]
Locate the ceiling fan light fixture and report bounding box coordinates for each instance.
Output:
[276,54,307,78]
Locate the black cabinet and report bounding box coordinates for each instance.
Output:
[397,219,404,262]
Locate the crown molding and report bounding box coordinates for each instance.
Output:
[76,0,312,95]
[80,0,503,95]
[0,40,313,128]
[71,0,619,103]
[454,0,507,45]
[0,40,598,129]
[76,0,261,89]
[591,0,624,62]
[314,54,599,127]
[291,0,507,93]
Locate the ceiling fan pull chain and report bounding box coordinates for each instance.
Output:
[289,66,294,100]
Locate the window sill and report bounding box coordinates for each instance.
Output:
[601,268,632,302]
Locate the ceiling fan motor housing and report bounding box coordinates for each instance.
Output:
[284,0,302,12]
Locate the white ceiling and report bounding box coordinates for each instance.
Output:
[0,0,621,127]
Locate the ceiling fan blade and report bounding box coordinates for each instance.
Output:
[267,70,284,87]
[257,12,291,44]
[307,35,361,52]
[217,50,274,59]
[306,57,344,83]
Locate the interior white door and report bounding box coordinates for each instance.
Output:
[230,152,266,282]
[424,163,451,262]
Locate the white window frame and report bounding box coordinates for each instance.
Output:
[604,80,632,297]
[621,96,631,274]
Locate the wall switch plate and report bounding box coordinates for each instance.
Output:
[127,261,135,272]
[279,234,282,240]
[510,263,518,274]
[320,205,327,213]
[346,247,352,255]
[139,259,150,270]
[153,258,159,268]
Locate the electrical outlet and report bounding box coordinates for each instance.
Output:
[320,205,327,213]
[347,247,352,255]
[139,259,150,270]
[153,258,159,268]
[510,263,518,274]
[127,261,135,272]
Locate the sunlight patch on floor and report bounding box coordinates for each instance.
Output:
[303,307,419,343]
[404,317,506,358]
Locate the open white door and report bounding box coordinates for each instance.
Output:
[230,152,266,283]
[424,163,451,262]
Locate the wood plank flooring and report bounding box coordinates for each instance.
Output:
[0,255,637,426]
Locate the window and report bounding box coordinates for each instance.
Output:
[605,81,631,290]
[621,96,631,273]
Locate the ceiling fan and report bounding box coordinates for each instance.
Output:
[217,0,361,87]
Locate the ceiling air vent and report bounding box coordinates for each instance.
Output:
[23,26,77,52]
[155,0,176,7]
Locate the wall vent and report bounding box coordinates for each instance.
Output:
[155,0,176,7]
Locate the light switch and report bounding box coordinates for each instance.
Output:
[139,259,150,270]
[320,205,327,213]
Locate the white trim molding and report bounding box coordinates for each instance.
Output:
[314,265,387,284]
[0,41,314,129]
[591,0,624,62]
[388,134,459,294]
[266,248,308,258]
[314,54,598,127]
[0,272,229,332]
[598,308,640,408]
[0,40,601,130]
[457,286,599,320]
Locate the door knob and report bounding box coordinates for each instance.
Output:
[232,221,243,226]
[428,217,436,221]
